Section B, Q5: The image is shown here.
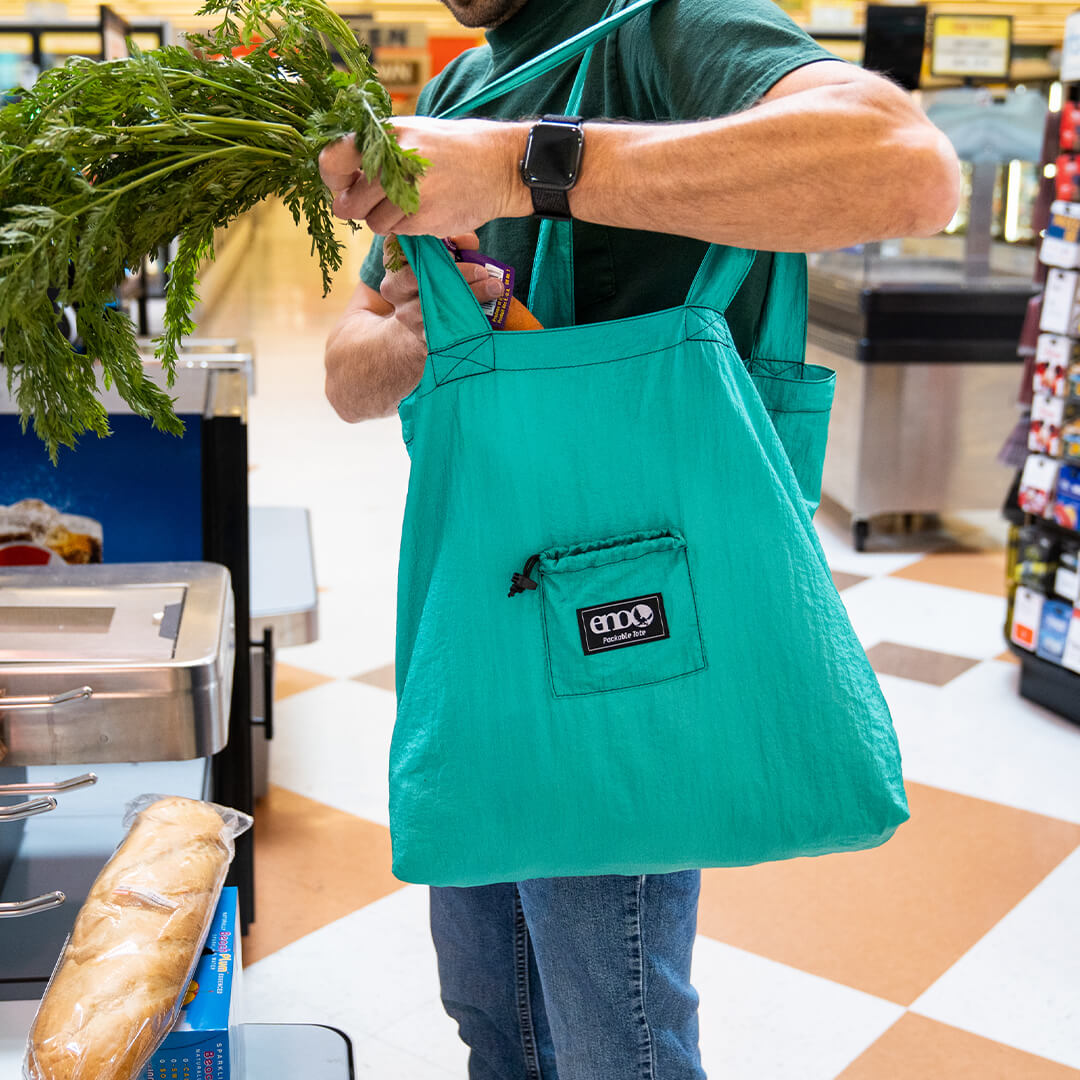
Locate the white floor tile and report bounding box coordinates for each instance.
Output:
[692,935,904,1080]
[911,847,1080,1068]
[278,578,397,680]
[351,1034,460,1077]
[378,996,470,1073]
[268,678,395,825]
[244,887,908,1080]
[880,663,1080,824]
[244,885,442,1036]
[837,576,1008,658]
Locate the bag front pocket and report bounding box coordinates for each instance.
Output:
[750,359,835,515]
[518,529,706,697]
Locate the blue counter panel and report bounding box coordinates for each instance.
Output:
[0,413,204,563]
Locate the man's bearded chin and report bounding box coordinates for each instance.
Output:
[440,0,531,28]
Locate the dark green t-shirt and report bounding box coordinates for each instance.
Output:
[360,0,835,355]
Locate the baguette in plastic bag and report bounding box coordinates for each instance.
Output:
[23,794,252,1080]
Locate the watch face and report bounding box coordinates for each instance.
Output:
[522,124,584,191]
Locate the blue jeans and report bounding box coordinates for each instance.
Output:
[429,872,706,1079]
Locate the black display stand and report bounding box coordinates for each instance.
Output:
[1009,644,1080,722]
[1003,478,1080,727]
[1000,61,1080,727]
[203,415,256,929]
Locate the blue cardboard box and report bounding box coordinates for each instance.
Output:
[148,886,242,1080]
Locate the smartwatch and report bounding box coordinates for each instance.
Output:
[519,115,585,221]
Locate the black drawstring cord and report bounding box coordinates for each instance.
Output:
[509,554,541,597]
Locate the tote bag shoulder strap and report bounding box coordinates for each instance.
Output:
[750,251,807,367]
[434,0,664,121]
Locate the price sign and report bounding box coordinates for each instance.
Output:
[376,58,422,87]
[930,14,1012,79]
[345,19,428,51]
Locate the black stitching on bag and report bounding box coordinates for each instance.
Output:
[542,544,684,577]
[546,652,707,698]
[544,528,679,562]
[413,302,772,404]
[409,338,688,403]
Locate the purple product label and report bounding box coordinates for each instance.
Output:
[444,239,515,329]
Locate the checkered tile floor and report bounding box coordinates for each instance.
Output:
[209,202,1080,1077]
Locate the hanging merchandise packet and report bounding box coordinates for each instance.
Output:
[1036,599,1073,664]
[1034,334,1073,396]
[1018,454,1060,516]
[444,239,515,329]
[1011,586,1046,651]
[1040,269,1080,335]
[1030,394,1066,456]
[1053,463,1080,529]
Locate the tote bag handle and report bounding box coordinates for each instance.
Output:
[686,245,808,367]
[398,0,665,350]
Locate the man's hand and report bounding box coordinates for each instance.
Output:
[324,232,507,422]
[380,230,508,346]
[319,118,530,238]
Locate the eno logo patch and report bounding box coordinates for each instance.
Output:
[576,593,669,655]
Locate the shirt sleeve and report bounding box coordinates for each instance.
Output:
[359,233,385,293]
[618,0,841,121]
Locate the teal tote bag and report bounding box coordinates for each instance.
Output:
[389,0,908,887]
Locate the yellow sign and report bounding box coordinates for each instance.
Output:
[931,14,1012,79]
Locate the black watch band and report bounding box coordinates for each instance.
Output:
[530,186,573,220]
[520,114,585,222]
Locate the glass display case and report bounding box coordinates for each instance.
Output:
[807,238,1034,548]
[807,86,1046,548]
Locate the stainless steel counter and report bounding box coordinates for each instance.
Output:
[0,563,234,766]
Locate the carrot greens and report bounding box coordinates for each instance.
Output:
[0,0,426,460]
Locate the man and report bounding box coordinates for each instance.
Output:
[320,1,958,1075]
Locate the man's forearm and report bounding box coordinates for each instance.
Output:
[324,309,425,423]
[499,83,958,252]
[575,85,956,250]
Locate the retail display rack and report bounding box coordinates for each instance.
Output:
[1002,44,1080,725]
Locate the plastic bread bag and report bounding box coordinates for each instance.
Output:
[23,794,252,1080]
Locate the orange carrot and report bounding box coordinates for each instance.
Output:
[502,298,543,331]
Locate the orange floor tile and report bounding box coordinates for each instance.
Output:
[352,663,396,692]
[274,662,335,701]
[837,1013,1080,1079]
[698,782,1080,1005]
[245,786,404,964]
[891,551,1007,598]
[865,641,979,686]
